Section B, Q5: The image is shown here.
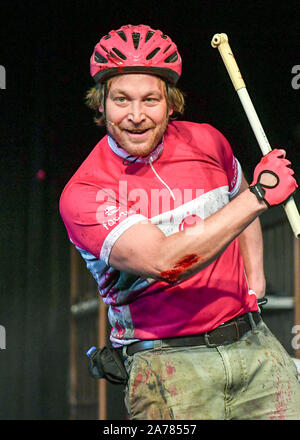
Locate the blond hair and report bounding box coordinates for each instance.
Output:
[85,77,185,127]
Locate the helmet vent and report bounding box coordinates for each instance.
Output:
[146,47,160,60]
[132,32,141,49]
[104,34,111,40]
[117,31,127,42]
[145,31,155,43]
[161,34,168,39]
[100,44,109,53]
[94,51,108,63]
[112,48,127,60]
[164,51,178,63]
[163,44,171,53]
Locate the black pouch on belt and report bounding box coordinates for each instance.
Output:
[87,346,128,385]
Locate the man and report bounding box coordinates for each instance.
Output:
[60,24,300,420]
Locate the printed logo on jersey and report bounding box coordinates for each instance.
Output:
[96,189,129,230]
[179,214,203,231]
[100,206,128,231]
[104,206,121,216]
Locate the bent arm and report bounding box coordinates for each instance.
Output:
[109,187,267,284]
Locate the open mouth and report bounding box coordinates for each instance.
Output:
[123,128,150,138]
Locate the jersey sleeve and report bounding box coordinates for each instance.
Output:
[59,182,148,264]
[202,124,242,198]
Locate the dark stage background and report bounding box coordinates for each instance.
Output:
[0,0,299,419]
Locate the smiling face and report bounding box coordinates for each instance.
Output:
[103,74,173,157]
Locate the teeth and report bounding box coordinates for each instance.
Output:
[126,129,148,134]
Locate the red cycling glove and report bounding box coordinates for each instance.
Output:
[249,149,298,207]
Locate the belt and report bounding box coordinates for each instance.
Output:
[126,311,261,356]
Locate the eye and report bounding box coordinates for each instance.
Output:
[145,97,159,104]
[115,97,127,102]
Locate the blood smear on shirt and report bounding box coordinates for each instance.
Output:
[160,254,202,283]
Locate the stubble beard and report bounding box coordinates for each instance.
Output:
[107,116,169,158]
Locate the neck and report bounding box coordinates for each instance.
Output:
[107,135,164,164]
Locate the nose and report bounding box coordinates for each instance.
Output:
[127,101,146,125]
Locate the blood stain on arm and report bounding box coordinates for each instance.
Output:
[160,254,203,283]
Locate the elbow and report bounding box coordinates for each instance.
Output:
[158,253,205,284]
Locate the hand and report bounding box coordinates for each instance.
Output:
[249,149,298,207]
[247,272,266,299]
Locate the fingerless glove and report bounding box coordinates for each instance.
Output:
[249,149,298,207]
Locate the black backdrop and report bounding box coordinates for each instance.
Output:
[0,0,299,419]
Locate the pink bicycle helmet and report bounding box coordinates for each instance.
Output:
[90,24,182,85]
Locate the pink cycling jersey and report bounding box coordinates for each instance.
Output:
[59,121,258,346]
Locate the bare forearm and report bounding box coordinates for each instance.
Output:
[238,218,266,298]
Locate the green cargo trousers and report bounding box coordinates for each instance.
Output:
[122,320,300,420]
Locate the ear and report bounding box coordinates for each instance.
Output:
[99,106,104,113]
[168,107,174,117]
